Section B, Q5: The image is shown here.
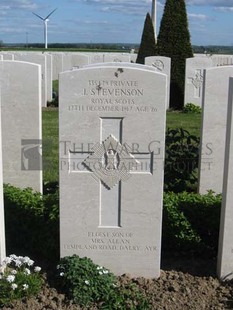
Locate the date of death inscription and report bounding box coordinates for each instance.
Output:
[68,79,158,113]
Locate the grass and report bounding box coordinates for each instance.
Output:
[53,80,59,94]
[42,110,202,183]
[42,109,59,183]
[166,111,201,137]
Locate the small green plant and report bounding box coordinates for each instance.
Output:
[165,128,200,192]
[183,103,202,114]
[0,255,43,306]
[163,191,222,256]
[4,184,59,263]
[57,255,149,309]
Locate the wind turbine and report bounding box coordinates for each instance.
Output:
[32,8,57,49]
[151,0,157,42]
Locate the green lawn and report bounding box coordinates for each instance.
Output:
[166,111,201,137]
[42,109,202,183]
[42,109,59,183]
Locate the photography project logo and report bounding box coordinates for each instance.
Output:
[21,139,42,171]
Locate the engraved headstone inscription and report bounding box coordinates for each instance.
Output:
[59,65,167,278]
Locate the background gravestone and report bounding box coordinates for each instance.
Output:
[184,56,213,107]
[103,53,131,63]
[13,53,48,107]
[0,109,5,265]
[0,53,14,60]
[63,53,89,71]
[45,53,53,102]
[198,66,233,194]
[217,77,233,280]
[0,61,42,193]
[212,55,233,67]
[51,53,64,80]
[89,53,105,64]
[145,56,171,109]
[59,65,167,278]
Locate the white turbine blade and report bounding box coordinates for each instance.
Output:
[32,12,45,20]
[45,8,57,20]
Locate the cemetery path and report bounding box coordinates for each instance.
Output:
[2,267,233,310]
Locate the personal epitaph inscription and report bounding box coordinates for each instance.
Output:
[59,66,167,277]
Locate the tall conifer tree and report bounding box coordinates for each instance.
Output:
[136,13,156,64]
[156,0,193,109]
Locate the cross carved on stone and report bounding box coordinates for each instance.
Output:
[69,117,154,228]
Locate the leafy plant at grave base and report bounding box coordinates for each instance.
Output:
[163,191,222,256]
[47,80,59,107]
[4,184,59,264]
[164,128,200,192]
[56,255,149,309]
[183,103,202,114]
[136,12,156,64]
[0,254,43,306]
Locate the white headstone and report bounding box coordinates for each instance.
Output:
[59,65,167,278]
[0,53,14,60]
[89,53,105,64]
[145,56,171,109]
[212,55,233,67]
[13,53,48,107]
[103,54,131,63]
[63,53,89,71]
[217,77,233,280]
[0,61,42,193]
[51,53,64,80]
[130,54,137,63]
[198,66,233,194]
[184,56,213,107]
[0,106,5,265]
[45,53,53,102]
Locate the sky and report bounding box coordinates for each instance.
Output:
[0,0,233,46]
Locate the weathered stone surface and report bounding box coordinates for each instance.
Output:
[59,65,167,278]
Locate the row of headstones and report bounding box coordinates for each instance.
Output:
[0,59,233,280]
[0,56,169,193]
[0,52,170,107]
[1,50,233,109]
[0,52,52,107]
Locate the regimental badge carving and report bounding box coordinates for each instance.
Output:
[83,135,140,189]
[152,60,164,71]
[191,72,203,89]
